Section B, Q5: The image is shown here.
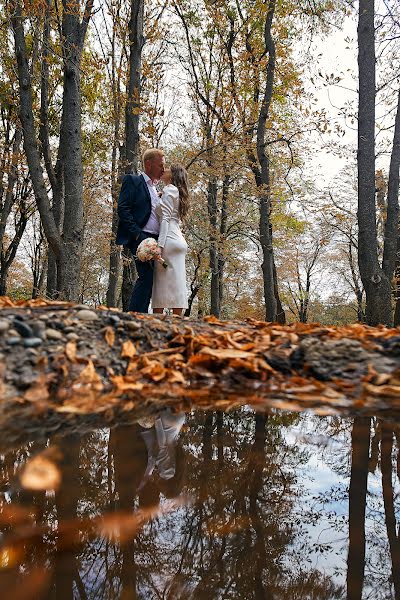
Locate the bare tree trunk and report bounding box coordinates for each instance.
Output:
[58,0,87,301]
[120,0,144,304]
[357,0,393,326]
[208,176,220,317]
[125,0,144,174]
[11,0,94,301]
[256,0,277,322]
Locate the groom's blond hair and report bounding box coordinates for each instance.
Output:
[142,148,165,165]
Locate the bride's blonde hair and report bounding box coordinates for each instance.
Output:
[171,164,189,220]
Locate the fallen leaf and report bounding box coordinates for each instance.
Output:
[65,341,78,363]
[104,326,115,347]
[121,340,137,358]
[111,375,144,391]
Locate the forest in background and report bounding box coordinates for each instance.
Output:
[0,0,399,326]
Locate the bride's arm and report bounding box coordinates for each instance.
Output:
[158,186,176,249]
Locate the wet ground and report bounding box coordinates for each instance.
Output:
[0,407,399,600]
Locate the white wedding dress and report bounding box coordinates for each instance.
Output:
[152,184,188,309]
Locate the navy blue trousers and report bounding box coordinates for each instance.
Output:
[128,233,158,313]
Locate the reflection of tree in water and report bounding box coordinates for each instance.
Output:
[162,409,344,599]
[310,416,400,600]
[1,411,398,599]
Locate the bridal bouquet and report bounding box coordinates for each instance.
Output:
[136,237,168,268]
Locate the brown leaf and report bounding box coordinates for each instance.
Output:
[104,326,115,347]
[23,374,50,403]
[75,360,103,389]
[197,347,255,360]
[121,340,137,358]
[65,341,78,363]
[111,375,144,391]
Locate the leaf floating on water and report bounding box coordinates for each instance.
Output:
[0,544,26,570]
[20,454,61,491]
[0,505,35,527]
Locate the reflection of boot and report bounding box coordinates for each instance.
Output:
[155,410,185,480]
[137,428,157,490]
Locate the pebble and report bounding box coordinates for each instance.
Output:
[46,328,64,340]
[66,332,79,341]
[13,320,34,338]
[76,310,98,321]
[0,319,10,333]
[64,327,75,334]
[8,328,19,337]
[109,315,120,325]
[126,321,141,331]
[75,304,89,310]
[24,337,43,348]
[7,337,22,346]
[32,321,46,339]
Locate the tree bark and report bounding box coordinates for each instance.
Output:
[256,0,278,322]
[357,0,393,326]
[11,0,94,301]
[124,0,144,174]
[207,176,220,317]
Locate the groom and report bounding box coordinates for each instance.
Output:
[116,148,165,312]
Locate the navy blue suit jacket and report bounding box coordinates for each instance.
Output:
[116,174,152,247]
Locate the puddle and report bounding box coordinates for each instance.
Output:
[0,408,399,599]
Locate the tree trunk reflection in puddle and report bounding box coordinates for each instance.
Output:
[347,417,371,600]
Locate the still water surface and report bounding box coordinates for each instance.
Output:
[0,408,399,599]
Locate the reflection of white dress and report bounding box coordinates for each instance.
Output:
[152,184,188,309]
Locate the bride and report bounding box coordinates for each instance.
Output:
[152,164,189,315]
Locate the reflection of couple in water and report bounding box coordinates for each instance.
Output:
[110,408,186,509]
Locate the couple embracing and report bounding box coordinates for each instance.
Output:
[116,149,189,315]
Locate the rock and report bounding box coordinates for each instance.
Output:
[13,320,33,338]
[6,337,22,346]
[24,337,43,348]
[76,310,98,322]
[125,321,141,331]
[66,332,79,341]
[75,304,90,310]
[8,328,19,337]
[31,321,46,339]
[46,328,64,341]
[64,327,76,334]
[0,319,10,333]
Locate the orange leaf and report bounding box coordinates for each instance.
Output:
[104,326,115,347]
[111,375,144,391]
[121,340,137,358]
[65,341,77,363]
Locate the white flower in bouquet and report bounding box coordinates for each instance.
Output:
[136,237,168,268]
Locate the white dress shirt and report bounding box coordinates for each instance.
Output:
[142,172,160,235]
